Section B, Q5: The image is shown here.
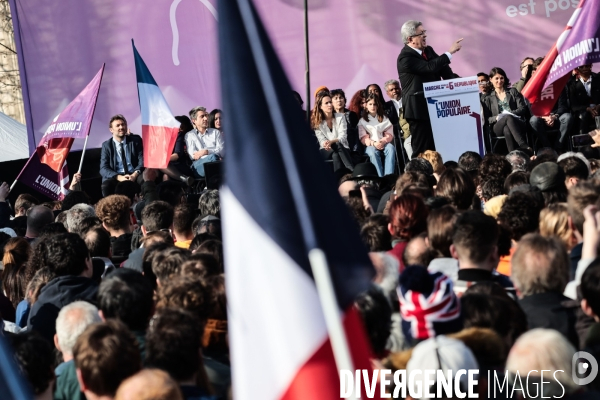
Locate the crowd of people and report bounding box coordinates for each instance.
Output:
[1,17,600,400]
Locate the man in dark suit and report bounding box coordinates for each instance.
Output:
[397,20,463,157]
[100,114,144,197]
[568,64,600,134]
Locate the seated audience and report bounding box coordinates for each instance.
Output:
[185,106,223,179]
[100,115,144,197]
[358,93,396,177]
[569,64,600,134]
[311,91,354,173]
[482,67,530,152]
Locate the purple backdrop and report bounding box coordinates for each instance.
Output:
[10,0,580,153]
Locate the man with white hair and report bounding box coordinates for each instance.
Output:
[506,328,578,398]
[384,79,412,158]
[54,301,101,400]
[66,203,96,235]
[397,20,463,156]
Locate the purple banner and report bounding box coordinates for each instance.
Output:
[19,154,69,200]
[547,0,600,85]
[38,65,104,146]
[10,0,582,153]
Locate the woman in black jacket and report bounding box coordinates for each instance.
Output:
[331,88,363,158]
[482,67,530,152]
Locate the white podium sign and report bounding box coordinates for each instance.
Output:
[423,76,484,162]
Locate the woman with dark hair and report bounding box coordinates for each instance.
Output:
[387,194,429,271]
[482,67,530,152]
[366,83,386,107]
[331,88,361,156]
[311,91,354,173]
[159,115,195,185]
[2,237,31,308]
[348,89,367,117]
[208,109,222,133]
[358,93,396,176]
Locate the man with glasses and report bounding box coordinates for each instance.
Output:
[397,20,463,157]
[514,57,534,93]
[569,64,600,134]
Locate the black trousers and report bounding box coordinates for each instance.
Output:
[320,143,354,173]
[101,174,144,197]
[407,118,435,158]
[492,115,526,152]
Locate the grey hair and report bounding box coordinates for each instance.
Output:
[198,189,220,218]
[55,301,101,357]
[506,328,578,396]
[401,20,422,44]
[384,79,400,89]
[189,106,207,122]
[505,150,530,172]
[66,204,96,235]
[510,233,569,297]
[557,151,591,175]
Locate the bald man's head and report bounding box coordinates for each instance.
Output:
[26,205,54,238]
[115,369,182,400]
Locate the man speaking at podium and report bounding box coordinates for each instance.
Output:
[397,20,464,157]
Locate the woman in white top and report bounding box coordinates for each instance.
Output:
[311,91,354,173]
[358,93,396,176]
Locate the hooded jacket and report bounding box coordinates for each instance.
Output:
[27,275,98,342]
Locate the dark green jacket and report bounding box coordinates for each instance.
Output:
[54,360,86,400]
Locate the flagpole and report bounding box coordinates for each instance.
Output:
[77,134,89,174]
[237,0,358,388]
[9,152,35,193]
[303,0,310,121]
[309,249,359,400]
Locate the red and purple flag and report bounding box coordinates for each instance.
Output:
[17,65,104,200]
[132,42,179,169]
[523,0,600,116]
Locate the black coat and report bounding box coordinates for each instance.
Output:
[519,291,579,348]
[568,72,600,114]
[27,275,98,342]
[481,88,528,126]
[100,134,144,181]
[397,45,457,121]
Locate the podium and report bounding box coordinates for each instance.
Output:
[423,76,484,162]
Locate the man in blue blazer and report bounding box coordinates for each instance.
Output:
[100,115,144,197]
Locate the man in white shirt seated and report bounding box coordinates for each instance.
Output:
[185,106,224,178]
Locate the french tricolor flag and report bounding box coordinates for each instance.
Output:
[132,41,179,169]
[219,0,380,399]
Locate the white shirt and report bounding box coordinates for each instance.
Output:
[112,137,134,174]
[409,46,452,61]
[185,128,224,159]
[314,114,349,149]
[358,115,393,143]
[390,98,402,116]
[580,75,593,100]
